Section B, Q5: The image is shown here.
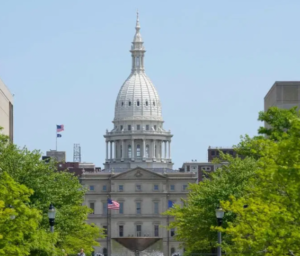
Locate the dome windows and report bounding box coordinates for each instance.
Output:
[129,101,132,106]
[137,100,140,106]
[153,101,155,106]
[146,101,148,106]
[121,102,124,106]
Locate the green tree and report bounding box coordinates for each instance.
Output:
[218,108,300,255]
[164,155,257,253]
[0,171,55,255]
[0,131,103,255]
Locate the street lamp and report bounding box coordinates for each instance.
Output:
[48,203,56,233]
[215,207,224,256]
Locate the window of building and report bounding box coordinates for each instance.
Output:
[183,185,188,191]
[137,100,140,106]
[119,202,124,214]
[136,202,141,214]
[170,228,175,237]
[137,124,140,130]
[136,145,141,157]
[145,145,149,157]
[154,225,159,237]
[146,101,148,106]
[211,150,215,155]
[154,202,159,214]
[103,248,107,256]
[102,185,107,191]
[136,225,142,237]
[119,225,124,237]
[121,102,124,106]
[120,125,123,130]
[153,101,155,106]
[103,203,107,215]
[171,248,175,254]
[89,202,95,214]
[129,101,131,106]
[146,125,149,130]
[128,125,131,131]
[136,56,140,67]
[136,184,142,191]
[128,145,132,158]
[103,225,107,235]
[119,185,124,192]
[170,184,175,191]
[153,184,159,191]
[154,125,157,130]
[187,165,190,172]
[89,185,95,191]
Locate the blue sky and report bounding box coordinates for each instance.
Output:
[1,0,299,169]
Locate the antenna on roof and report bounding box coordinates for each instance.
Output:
[73,144,81,162]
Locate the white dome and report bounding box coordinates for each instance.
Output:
[114,71,162,122]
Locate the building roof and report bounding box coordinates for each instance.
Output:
[114,13,162,122]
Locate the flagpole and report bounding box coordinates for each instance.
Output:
[56,129,57,151]
[107,197,109,256]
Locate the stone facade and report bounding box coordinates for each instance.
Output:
[0,77,13,141]
[82,167,197,256]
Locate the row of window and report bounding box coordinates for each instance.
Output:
[89,184,188,192]
[90,201,161,215]
[119,100,157,107]
[118,124,157,131]
[186,165,211,172]
[101,224,175,238]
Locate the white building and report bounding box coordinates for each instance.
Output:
[81,14,197,256]
[0,77,13,141]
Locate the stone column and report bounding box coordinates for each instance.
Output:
[110,141,112,161]
[114,141,117,161]
[153,140,156,160]
[131,139,135,161]
[143,139,146,158]
[121,140,124,160]
[168,141,171,159]
[106,141,108,161]
[164,141,167,160]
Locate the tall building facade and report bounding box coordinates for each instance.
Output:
[0,77,13,141]
[82,14,197,256]
[264,81,300,111]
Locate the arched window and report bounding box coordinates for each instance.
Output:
[136,56,140,67]
[136,145,141,157]
[137,100,140,106]
[146,101,148,106]
[129,101,131,106]
[153,101,155,106]
[103,248,108,256]
[128,145,132,158]
[121,102,124,106]
[145,145,149,157]
[171,248,175,255]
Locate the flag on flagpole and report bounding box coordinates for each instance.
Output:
[108,198,120,210]
[57,134,62,138]
[56,125,64,132]
[168,200,174,208]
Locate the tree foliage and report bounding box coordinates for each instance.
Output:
[218,108,300,255]
[0,131,103,255]
[164,154,257,253]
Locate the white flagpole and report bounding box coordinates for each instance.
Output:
[56,126,57,151]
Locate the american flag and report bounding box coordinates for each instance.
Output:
[107,198,120,210]
[56,125,64,132]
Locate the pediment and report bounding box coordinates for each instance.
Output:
[112,167,166,180]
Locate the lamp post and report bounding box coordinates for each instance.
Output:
[215,207,224,256]
[48,203,56,233]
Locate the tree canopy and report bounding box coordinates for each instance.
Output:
[165,107,300,255]
[0,131,104,255]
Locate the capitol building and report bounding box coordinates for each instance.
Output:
[81,14,197,256]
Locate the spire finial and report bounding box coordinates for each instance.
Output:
[136,10,140,30]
